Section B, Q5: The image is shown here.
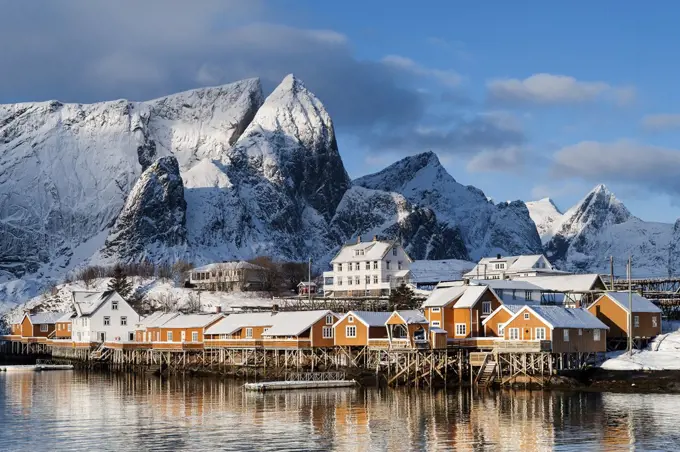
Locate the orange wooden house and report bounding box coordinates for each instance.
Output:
[333,311,392,348]
[422,285,503,340]
[385,310,430,349]
[501,305,608,353]
[152,314,224,350]
[587,292,662,340]
[481,304,525,337]
[12,312,65,340]
[204,312,276,347]
[54,312,74,340]
[261,310,339,348]
[136,312,180,342]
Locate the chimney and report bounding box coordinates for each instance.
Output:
[496,254,501,259]
[215,305,222,314]
[357,236,361,244]
[373,235,378,242]
[272,304,279,313]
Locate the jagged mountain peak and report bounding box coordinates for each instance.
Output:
[525,197,564,245]
[564,184,632,231]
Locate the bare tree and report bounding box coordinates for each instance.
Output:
[248,256,282,293]
[281,262,308,292]
[157,263,173,282]
[182,292,202,313]
[153,292,181,313]
[172,260,194,286]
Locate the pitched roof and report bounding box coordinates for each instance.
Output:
[452,286,490,308]
[330,240,394,263]
[421,286,467,308]
[29,312,66,324]
[161,314,224,329]
[409,259,474,283]
[336,311,392,327]
[55,311,75,323]
[205,312,278,335]
[481,304,524,325]
[138,312,181,328]
[192,261,265,273]
[262,310,334,337]
[469,279,544,291]
[72,291,115,317]
[512,274,605,292]
[598,292,661,313]
[511,306,609,329]
[393,310,428,324]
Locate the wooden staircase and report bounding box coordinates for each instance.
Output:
[89,343,111,361]
[476,361,497,387]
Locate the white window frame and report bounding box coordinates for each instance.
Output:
[634,315,640,328]
[348,278,352,286]
[346,325,357,338]
[348,262,353,271]
[67,324,71,332]
[652,316,658,328]
[325,315,334,325]
[40,324,48,332]
[322,326,333,339]
[167,331,173,342]
[508,328,519,340]
[355,276,360,285]
[535,327,546,340]
[563,329,570,342]
[373,275,378,284]
[523,312,530,320]
[482,301,491,315]
[594,329,601,341]
[103,316,111,326]
[431,307,441,313]
[498,323,505,336]
[112,301,119,311]
[455,323,466,337]
[392,248,397,256]
[431,321,441,328]
[578,328,582,336]
[365,262,370,270]
[192,331,199,342]
[525,291,533,301]
[120,316,127,326]
[245,328,253,339]
[348,315,354,323]
[373,261,378,270]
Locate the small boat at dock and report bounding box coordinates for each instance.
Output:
[244,380,356,392]
[0,364,74,372]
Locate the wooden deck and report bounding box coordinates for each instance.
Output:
[494,340,552,352]
[104,342,151,350]
[151,342,204,351]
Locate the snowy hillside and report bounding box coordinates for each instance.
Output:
[354,152,544,260]
[525,198,563,244]
[545,185,675,276]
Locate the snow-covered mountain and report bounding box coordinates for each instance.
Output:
[544,184,675,276]
[525,198,563,244]
[354,152,544,260]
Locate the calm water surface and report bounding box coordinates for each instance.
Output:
[0,370,678,451]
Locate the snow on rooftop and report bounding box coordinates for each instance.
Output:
[600,292,661,313]
[161,313,224,329]
[513,274,604,291]
[344,311,392,327]
[331,240,393,263]
[29,312,66,324]
[409,259,475,283]
[520,306,608,329]
[205,312,278,335]
[452,286,489,308]
[421,286,467,308]
[192,261,264,273]
[262,310,332,337]
[394,310,427,324]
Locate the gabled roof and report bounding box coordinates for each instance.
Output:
[421,286,467,308]
[262,310,335,337]
[72,291,116,317]
[330,239,402,264]
[390,310,428,324]
[205,312,278,335]
[508,305,609,330]
[138,312,181,328]
[26,312,66,325]
[161,313,224,329]
[297,281,316,287]
[596,292,661,314]
[192,261,265,273]
[452,286,491,308]
[334,311,392,328]
[481,304,524,325]
[512,274,606,292]
[469,279,544,291]
[464,254,559,277]
[409,259,475,284]
[55,311,75,323]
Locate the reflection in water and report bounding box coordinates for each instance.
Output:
[0,371,678,451]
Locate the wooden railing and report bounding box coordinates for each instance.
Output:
[205,339,264,348]
[151,342,204,350]
[494,340,552,352]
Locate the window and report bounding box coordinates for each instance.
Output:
[393,248,397,256]
[67,324,71,332]
[337,277,342,286]
[192,332,199,342]
[482,301,491,315]
[365,262,370,270]
[128,332,135,341]
[578,328,582,336]
[563,329,570,342]
[509,328,519,340]
[523,312,530,320]
[337,263,342,272]
[398,261,402,270]
[167,331,173,341]
[496,289,504,298]
[348,278,353,286]
[355,276,360,285]
[120,316,127,326]
[348,262,353,271]
[535,327,546,340]
[322,326,333,339]
[431,321,441,328]
[103,316,110,326]
[634,315,640,328]
[653,316,658,328]
[373,275,378,284]
[431,307,441,313]
[373,261,378,269]
[40,324,48,332]
[346,326,357,338]
[525,291,533,301]
[512,290,517,300]
[386,261,391,270]
[112,300,119,310]
[245,328,253,338]
[348,315,354,323]
[455,323,466,336]
[365,275,371,284]
[498,323,505,336]
[594,329,601,341]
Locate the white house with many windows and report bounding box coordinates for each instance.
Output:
[70,291,140,343]
[463,254,562,281]
[323,237,413,297]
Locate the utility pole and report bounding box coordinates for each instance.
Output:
[308,256,312,309]
[627,256,633,356]
[610,256,614,291]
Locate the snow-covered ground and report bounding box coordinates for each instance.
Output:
[601,323,680,370]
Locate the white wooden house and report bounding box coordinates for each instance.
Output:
[70,291,140,343]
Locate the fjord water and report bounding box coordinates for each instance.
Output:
[0,371,678,451]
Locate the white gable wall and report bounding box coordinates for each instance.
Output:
[71,292,140,342]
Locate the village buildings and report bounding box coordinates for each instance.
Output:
[322,237,413,297]
[463,254,561,281]
[14,312,64,339]
[154,314,224,346]
[189,261,268,291]
[70,291,140,343]
[587,292,662,343]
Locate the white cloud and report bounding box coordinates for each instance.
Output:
[641,114,680,131]
[487,73,635,106]
[466,147,524,173]
[381,55,463,87]
[551,139,680,195]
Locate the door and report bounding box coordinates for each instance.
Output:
[98,332,106,342]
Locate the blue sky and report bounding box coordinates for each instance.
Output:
[2,1,680,222]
